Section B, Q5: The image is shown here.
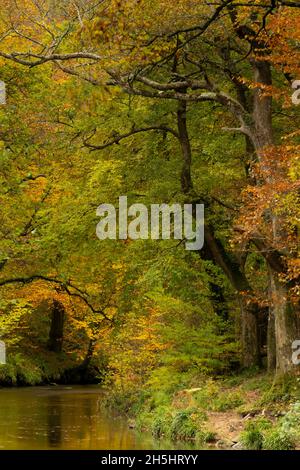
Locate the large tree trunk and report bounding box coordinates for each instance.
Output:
[176,98,261,368]
[269,272,298,374]
[203,224,261,367]
[251,59,298,374]
[48,299,65,353]
[239,296,261,368]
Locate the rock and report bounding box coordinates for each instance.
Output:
[216,440,226,449]
[216,439,234,449]
[232,442,243,450]
[182,387,202,394]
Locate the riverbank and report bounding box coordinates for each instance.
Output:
[0,351,104,387]
[2,353,300,450]
[1,345,299,450]
[108,371,300,450]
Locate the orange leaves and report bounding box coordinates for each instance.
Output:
[285,259,300,292]
[14,280,65,309]
[236,142,299,279]
[266,8,300,76]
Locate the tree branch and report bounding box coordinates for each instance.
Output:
[0,51,101,67]
[83,125,179,151]
[136,75,208,91]
[0,275,112,321]
[167,0,234,37]
[234,226,286,273]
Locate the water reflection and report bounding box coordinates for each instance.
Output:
[0,386,156,450]
[47,395,62,448]
[0,386,196,450]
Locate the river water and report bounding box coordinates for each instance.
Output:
[0,386,194,450]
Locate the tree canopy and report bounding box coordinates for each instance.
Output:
[0,0,299,401]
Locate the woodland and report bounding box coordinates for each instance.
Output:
[0,0,299,450]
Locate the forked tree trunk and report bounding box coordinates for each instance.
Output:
[203,224,261,368]
[251,59,299,375]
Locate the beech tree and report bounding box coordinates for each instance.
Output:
[0,0,299,375]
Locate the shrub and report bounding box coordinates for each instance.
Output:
[0,354,42,386]
[263,430,295,450]
[196,429,217,446]
[212,392,244,411]
[0,362,17,385]
[280,402,300,437]
[169,408,205,441]
[151,408,173,439]
[260,375,296,405]
[240,422,264,450]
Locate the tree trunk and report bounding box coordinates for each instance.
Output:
[48,299,65,353]
[252,60,273,149]
[269,272,298,374]
[267,308,276,371]
[203,224,261,367]
[80,339,95,370]
[177,98,193,194]
[176,98,260,368]
[208,281,229,321]
[251,59,299,375]
[238,295,261,368]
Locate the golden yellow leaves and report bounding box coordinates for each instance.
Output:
[101,303,166,390]
[23,172,48,203]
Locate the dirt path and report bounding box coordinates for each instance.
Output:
[206,411,245,447]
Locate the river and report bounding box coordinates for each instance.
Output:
[0,386,194,450]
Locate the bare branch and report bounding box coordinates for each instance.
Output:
[20,174,46,183]
[234,226,286,274]
[136,76,208,91]
[55,61,101,86]
[167,0,234,37]
[83,125,179,151]
[0,51,102,67]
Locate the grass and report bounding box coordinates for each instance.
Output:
[241,415,297,450]
[263,430,295,450]
[192,379,244,412]
[169,409,205,441]
[104,369,300,449]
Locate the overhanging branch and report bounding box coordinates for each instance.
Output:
[0,51,102,67]
[0,275,112,321]
[83,125,179,151]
